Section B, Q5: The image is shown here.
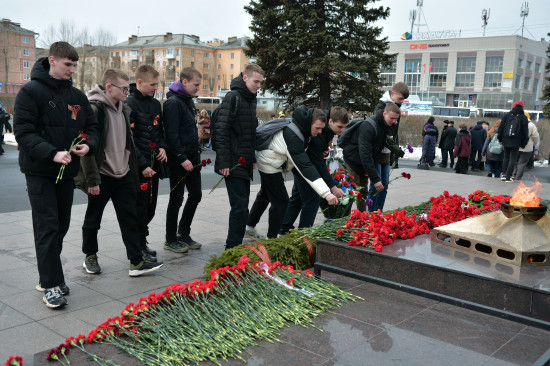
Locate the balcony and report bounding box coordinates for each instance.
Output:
[166,53,176,59]
[129,53,139,60]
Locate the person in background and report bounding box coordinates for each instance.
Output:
[421,116,438,166]
[512,112,539,181]
[498,101,529,182]
[470,121,487,172]
[197,109,211,151]
[454,123,471,174]
[438,120,456,168]
[0,102,11,153]
[481,120,503,178]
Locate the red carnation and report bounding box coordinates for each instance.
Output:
[474,195,480,201]
[149,142,157,149]
[206,158,212,164]
[238,157,246,168]
[336,229,343,236]
[351,182,358,188]
[348,174,354,179]
[338,168,345,172]
[140,183,149,191]
[201,159,207,167]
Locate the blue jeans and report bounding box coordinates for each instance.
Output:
[486,160,502,178]
[279,171,321,235]
[367,163,390,212]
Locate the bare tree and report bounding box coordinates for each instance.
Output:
[39,19,83,48]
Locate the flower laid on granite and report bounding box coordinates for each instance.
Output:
[172,159,212,192]
[406,144,414,153]
[467,190,508,208]
[320,167,363,219]
[52,256,361,365]
[5,356,23,366]
[210,156,246,194]
[56,130,89,184]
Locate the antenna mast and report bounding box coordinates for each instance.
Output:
[520,2,529,37]
[409,9,417,36]
[481,9,490,36]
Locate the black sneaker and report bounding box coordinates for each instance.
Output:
[141,249,157,263]
[143,245,157,257]
[83,254,101,274]
[129,260,163,277]
[177,234,202,249]
[36,282,70,296]
[43,287,67,308]
[163,241,189,253]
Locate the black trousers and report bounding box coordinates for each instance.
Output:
[166,161,202,242]
[502,147,520,178]
[441,148,454,167]
[247,171,289,239]
[82,173,142,263]
[26,175,73,289]
[225,176,251,249]
[455,157,469,174]
[279,170,321,235]
[136,173,159,247]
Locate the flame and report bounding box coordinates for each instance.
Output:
[510,179,543,207]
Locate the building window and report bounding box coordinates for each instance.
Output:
[157,50,159,56]
[231,53,234,59]
[22,36,29,43]
[116,52,120,57]
[176,49,179,55]
[404,58,421,87]
[24,73,30,80]
[218,54,221,59]
[455,57,476,87]
[176,72,179,78]
[429,58,448,87]
[217,75,220,80]
[524,76,531,90]
[217,85,221,91]
[483,56,503,88]
[23,60,30,68]
[23,48,30,56]
[217,64,221,70]
[526,60,532,71]
[203,84,209,90]
[204,63,209,69]
[156,61,160,67]
[132,60,138,68]
[191,61,195,68]
[122,51,125,57]
[122,61,125,66]
[518,58,523,68]
[515,76,522,89]
[169,60,173,66]
[230,64,234,70]
[535,63,541,73]
[162,61,166,66]
[204,53,209,58]
[533,78,539,93]
[191,50,195,56]
[176,61,179,66]
[380,59,397,87]
[163,72,165,78]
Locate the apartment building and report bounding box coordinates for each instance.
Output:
[0,19,37,94]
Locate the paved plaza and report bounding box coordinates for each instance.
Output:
[1,150,550,364]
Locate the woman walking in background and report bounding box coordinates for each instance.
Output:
[482,120,503,178]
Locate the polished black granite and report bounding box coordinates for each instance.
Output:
[315,235,550,324]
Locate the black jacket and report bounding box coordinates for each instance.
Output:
[214,73,258,180]
[440,125,457,150]
[163,83,201,166]
[14,57,99,179]
[308,124,335,188]
[125,84,166,165]
[497,106,529,149]
[470,124,487,150]
[343,110,389,184]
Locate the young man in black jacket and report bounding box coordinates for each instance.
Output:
[215,64,264,249]
[125,65,167,260]
[278,106,348,235]
[14,42,99,308]
[164,68,203,252]
[438,120,457,168]
[498,100,529,182]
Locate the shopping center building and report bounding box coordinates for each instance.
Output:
[381,35,549,111]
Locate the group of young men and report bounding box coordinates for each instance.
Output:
[14,40,411,309]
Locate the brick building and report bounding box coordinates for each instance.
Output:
[0,19,37,94]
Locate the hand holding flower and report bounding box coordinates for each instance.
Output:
[210,157,246,194]
[72,143,90,157]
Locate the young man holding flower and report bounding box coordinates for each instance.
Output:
[75,69,163,277]
[125,65,167,261]
[14,42,99,308]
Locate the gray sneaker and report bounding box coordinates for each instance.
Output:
[83,254,101,274]
[43,287,67,308]
[129,260,163,277]
[36,282,70,296]
[163,241,189,253]
[177,234,202,249]
[244,228,265,240]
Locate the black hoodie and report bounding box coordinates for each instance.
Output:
[14,57,99,179]
[214,72,258,180]
[497,105,529,149]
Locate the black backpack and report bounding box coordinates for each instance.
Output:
[506,114,521,137]
[210,91,240,151]
[337,117,377,148]
[255,118,304,150]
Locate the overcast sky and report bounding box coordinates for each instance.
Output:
[3,0,550,45]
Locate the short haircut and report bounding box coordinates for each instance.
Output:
[135,65,159,81]
[384,103,400,114]
[312,108,327,124]
[244,63,265,77]
[180,67,202,81]
[459,123,467,130]
[392,82,409,99]
[330,106,349,124]
[102,69,129,86]
[49,41,79,61]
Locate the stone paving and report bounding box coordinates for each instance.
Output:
[1,166,550,365]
